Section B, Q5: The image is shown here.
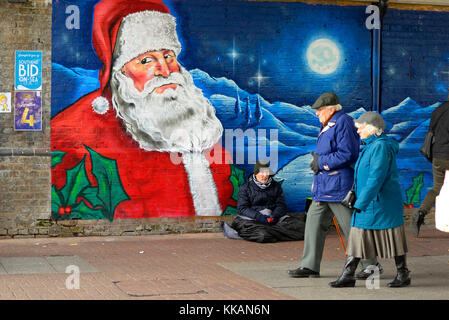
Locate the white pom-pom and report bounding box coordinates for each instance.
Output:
[92,96,110,114]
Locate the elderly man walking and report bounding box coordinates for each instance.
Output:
[287,92,380,279]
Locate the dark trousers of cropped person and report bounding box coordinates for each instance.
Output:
[419,158,449,214]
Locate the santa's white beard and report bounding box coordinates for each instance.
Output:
[110,66,223,153]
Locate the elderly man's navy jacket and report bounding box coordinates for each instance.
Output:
[312,110,359,202]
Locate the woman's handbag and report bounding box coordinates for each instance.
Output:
[420,131,434,162]
[341,187,356,209]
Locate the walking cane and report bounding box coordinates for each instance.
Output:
[333,217,347,256]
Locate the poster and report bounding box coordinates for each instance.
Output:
[0,92,11,113]
[14,91,42,131]
[15,51,42,91]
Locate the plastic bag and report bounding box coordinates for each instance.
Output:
[435,170,449,233]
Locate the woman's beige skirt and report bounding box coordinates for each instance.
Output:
[347,225,408,259]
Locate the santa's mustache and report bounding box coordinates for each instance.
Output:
[139,72,186,97]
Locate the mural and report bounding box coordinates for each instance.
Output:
[51,0,449,221]
[51,0,239,220]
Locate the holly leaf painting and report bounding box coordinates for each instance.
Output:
[51,151,66,168]
[70,201,107,220]
[85,145,130,221]
[229,164,246,201]
[222,205,239,216]
[59,155,91,207]
[51,185,63,216]
[405,172,424,206]
[80,186,106,209]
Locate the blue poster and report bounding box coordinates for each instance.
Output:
[15,51,42,91]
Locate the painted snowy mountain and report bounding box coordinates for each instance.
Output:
[190,68,321,172]
[52,63,99,116]
[51,63,438,212]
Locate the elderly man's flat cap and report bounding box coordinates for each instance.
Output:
[354,111,386,131]
[311,92,340,110]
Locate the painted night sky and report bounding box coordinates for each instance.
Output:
[52,0,373,114]
[52,0,449,115]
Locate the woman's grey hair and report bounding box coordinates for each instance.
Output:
[326,104,342,112]
[354,122,384,136]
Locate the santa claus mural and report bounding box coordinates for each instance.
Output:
[51,0,239,220]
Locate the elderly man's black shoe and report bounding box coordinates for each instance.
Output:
[287,267,320,278]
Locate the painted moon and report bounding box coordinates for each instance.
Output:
[307,39,340,75]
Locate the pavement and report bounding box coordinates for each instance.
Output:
[0,223,448,301]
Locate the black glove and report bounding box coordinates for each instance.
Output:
[267,215,279,225]
[310,152,319,174]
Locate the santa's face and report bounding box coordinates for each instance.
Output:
[110,60,223,154]
[121,49,180,93]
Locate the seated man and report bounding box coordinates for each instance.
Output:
[222,161,305,243]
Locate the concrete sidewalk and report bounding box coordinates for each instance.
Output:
[0,223,447,300]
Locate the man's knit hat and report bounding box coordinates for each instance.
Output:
[254,160,275,176]
[90,0,181,115]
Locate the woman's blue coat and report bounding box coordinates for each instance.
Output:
[351,134,404,230]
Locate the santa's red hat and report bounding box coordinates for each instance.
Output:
[91,0,181,114]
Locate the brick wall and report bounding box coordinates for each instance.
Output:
[0,0,52,238]
[0,0,440,238]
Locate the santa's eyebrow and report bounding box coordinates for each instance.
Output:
[161,49,176,56]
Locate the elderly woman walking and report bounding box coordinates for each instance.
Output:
[329,112,410,288]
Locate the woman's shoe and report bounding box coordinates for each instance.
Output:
[388,255,411,287]
[329,256,360,288]
[354,262,384,280]
[329,277,356,288]
[388,274,411,287]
